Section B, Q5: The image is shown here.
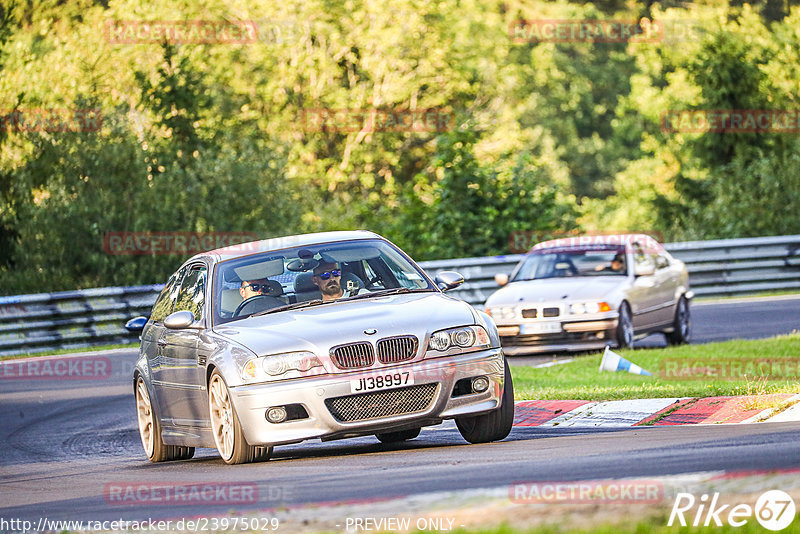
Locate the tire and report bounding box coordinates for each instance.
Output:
[616,302,634,349]
[135,376,195,462]
[665,296,691,345]
[455,361,514,444]
[375,428,421,443]
[208,370,272,465]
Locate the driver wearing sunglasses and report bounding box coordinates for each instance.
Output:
[311,261,357,302]
[239,278,272,301]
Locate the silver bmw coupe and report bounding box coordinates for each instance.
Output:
[126,231,513,464]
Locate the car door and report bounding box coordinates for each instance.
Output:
[629,243,661,330]
[158,263,210,427]
[145,267,185,419]
[651,252,678,326]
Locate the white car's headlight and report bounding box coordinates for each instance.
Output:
[570,302,611,315]
[570,303,586,315]
[426,325,491,355]
[242,351,325,381]
[487,307,516,320]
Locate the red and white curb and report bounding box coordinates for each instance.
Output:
[513,393,800,428]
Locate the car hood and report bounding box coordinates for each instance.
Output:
[485,277,628,306]
[213,292,476,356]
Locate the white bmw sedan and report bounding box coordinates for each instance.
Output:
[484,234,693,355]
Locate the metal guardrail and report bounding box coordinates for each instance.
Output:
[1,235,799,356]
[0,286,162,357]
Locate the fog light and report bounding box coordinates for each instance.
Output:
[471,376,490,393]
[266,406,288,424]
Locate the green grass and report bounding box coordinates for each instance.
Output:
[0,342,136,361]
[695,289,800,302]
[511,333,800,401]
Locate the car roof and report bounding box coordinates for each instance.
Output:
[188,230,383,263]
[531,233,665,253]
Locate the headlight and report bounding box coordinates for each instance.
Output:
[426,325,491,355]
[570,303,586,315]
[570,302,611,315]
[487,307,516,319]
[241,351,325,381]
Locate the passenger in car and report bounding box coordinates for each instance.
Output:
[239,278,278,300]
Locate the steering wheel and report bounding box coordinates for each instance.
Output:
[233,295,282,317]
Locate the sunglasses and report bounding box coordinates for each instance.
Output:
[245,283,269,292]
[316,269,341,280]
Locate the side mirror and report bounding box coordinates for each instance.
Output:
[124,316,148,333]
[634,263,655,277]
[435,271,465,291]
[494,273,509,286]
[164,310,201,330]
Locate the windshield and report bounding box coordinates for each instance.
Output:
[212,239,434,325]
[511,245,628,281]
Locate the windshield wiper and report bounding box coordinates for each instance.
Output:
[340,287,432,301]
[250,299,324,317]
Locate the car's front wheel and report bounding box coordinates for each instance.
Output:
[455,361,514,444]
[616,302,634,349]
[135,376,194,462]
[208,370,272,465]
[665,296,691,345]
[375,428,421,443]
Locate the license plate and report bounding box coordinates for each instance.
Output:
[497,325,521,336]
[351,371,414,393]
[521,322,562,334]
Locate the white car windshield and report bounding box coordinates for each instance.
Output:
[212,239,434,325]
[511,245,627,281]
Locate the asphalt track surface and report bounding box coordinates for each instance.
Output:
[1,297,799,523]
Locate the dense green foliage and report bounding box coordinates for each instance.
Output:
[1,1,799,293]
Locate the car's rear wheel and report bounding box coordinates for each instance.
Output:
[375,428,421,443]
[666,296,691,345]
[209,370,272,465]
[455,361,514,444]
[616,302,634,349]
[135,376,194,462]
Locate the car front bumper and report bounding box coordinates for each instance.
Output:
[497,317,618,355]
[229,348,505,446]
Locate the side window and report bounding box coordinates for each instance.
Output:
[633,243,655,270]
[174,265,207,322]
[151,268,185,323]
[150,268,186,323]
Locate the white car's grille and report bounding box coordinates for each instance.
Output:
[331,342,375,369]
[325,383,438,422]
[377,335,418,364]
